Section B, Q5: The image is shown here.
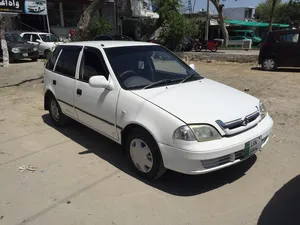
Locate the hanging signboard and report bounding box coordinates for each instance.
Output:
[0,0,24,13]
[0,0,47,15]
[131,0,158,18]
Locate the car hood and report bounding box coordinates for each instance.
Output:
[7,42,35,49]
[132,78,259,124]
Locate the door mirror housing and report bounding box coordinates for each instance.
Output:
[36,39,42,43]
[89,76,113,90]
[189,63,195,70]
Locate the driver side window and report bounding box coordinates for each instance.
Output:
[79,47,108,82]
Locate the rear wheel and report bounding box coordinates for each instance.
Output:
[262,58,277,71]
[31,57,38,62]
[211,47,218,52]
[125,128,166,180]
[49,96,68,127]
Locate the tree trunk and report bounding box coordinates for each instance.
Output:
[77,0,105,40]
[210,0,229,46]
[268,0,277,31]
[0,15,9,68]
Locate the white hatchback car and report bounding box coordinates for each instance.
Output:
[44,41,273,180]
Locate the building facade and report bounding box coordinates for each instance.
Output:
[223,7,255,21]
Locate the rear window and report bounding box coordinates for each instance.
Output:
[54,46,82,78]
[45,46,62,71]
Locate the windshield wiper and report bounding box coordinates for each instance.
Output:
[180,73,199,83]
[143,79,180,89]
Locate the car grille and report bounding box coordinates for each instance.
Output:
[201,136,268,169]
[216,110,260,136]
[20,48,34,53]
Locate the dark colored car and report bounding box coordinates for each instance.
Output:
[149,35,194,52]
[259,29,300,70]
[0,33,39,63]
[94,34,133,41]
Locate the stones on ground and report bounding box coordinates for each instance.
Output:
[67,200,71,204]
[0,216,4,220]
[244,88,250,92]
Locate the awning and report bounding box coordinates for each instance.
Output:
[224,20,289,28]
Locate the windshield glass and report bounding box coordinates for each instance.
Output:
[5,33,26,43]
[40,34,59,42]
[105,45,201,90]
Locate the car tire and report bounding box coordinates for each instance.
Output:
[262,58,277,71]
[125,128,167,180]
[49,96,68,127]
[32,57,38,62]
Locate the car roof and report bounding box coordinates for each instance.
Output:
[22,32,50,35]
[61,41,158,48]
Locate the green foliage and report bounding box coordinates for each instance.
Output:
[185,18,206,39]
[88,16,112,38]
[255,0,282,22]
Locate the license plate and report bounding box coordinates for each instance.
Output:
[244,136,262,158]
[23,53,28,57]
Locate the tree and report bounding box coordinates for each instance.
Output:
[77,0,105,40]
[88,16,112,38]
[210,0,229,46]
[268,0,280,31]
[0,15,9,67]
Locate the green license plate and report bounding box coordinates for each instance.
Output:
[244,136,262,158]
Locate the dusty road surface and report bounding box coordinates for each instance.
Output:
[0,61,300,225]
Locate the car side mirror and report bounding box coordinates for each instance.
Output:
[89,76,113,90]
[36,39,42,43]
[189,64,195,70]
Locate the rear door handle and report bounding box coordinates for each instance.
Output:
[53,80,56,85]
[77,89,82,95]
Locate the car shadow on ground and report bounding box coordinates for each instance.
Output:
[42,114,256,197]
[258,175,300,225]
[251,67,300,73]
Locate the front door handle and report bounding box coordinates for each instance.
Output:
[77,89,82,95]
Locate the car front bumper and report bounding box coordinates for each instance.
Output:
[159,114,273,175]
[10,51,39,60]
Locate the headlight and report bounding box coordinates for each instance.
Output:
[11,48,20,53]
[190,125,221,142]
[33,47,38,51]
[259,101,267,120]
[173,125,221,142]
[173,125,196,141]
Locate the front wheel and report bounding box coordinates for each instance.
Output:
[125,128,166,180]
[31,57,38,62]
[211,47,218,52]
[194,44,202,52]
[262,58,277,71]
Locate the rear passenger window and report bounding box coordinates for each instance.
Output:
[45,46,62,71]
[278,33,299,43]
[55,47,81,78]
[23,34,31,41]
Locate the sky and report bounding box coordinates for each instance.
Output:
[193,0,287,14]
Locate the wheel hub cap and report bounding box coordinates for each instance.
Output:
[129,138,153,173]
[264,59,275,69]
[50,100,60,121]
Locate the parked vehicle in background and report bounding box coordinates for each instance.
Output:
[194,40,218,52]
[44,41,273,180]
[0,33,38,63]
[149,35,194,52]
[228,36,251,46]
[20,32,62,58]
[259,29,300,71]
[229,30,262,46]
[94,34,133,41]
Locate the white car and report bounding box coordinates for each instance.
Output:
[20,32,62,58]
[43,41,273,180]
[27,1,46,13]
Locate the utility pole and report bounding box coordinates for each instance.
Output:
[205,0,209,40]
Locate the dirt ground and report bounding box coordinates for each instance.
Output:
[0,61,300,225]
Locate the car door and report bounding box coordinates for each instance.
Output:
[275,32,300,67]
[74,46,119,140]
[53,45,82,119]
[31,34,41,46]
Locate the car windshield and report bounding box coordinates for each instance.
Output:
[40,34,59,42]
[104,45,202,90]
[5,33,26,43]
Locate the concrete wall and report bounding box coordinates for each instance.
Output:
[223,7,255,21]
